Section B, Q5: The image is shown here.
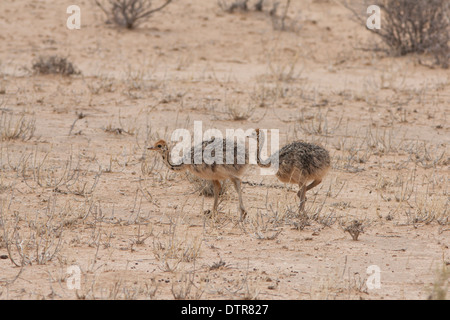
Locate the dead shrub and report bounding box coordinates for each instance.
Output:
[95,0,173,29]
[345,0,450,68]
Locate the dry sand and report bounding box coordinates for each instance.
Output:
[0,0,448,299]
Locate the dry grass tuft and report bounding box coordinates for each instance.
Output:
[342,219,364,241]
[32,56,80,76]
[0,111,36,141]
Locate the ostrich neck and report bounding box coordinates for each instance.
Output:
[257,132,272,168]
[161,148,185,171]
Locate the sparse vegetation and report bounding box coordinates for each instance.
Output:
[0,0,448,301]
[32,56,80,76]
[95,0,173,29]
[341,219,364,241]
[344,0,450,68]
[0,194,66,266]
[0,111,36,141]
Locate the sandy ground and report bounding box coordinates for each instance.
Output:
[0,0,449,299]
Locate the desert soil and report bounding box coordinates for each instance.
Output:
[0,0,449,300]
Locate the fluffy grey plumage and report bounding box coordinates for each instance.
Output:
[148,137,249,220]
[186,137,249,181]
[275,141,330,184]
[255,129,330,211]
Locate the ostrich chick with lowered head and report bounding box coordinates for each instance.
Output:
[254,129,331,212]
[148,137,250,221]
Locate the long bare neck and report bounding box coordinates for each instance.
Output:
[256,131,272,168]
[161,148,186,171]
